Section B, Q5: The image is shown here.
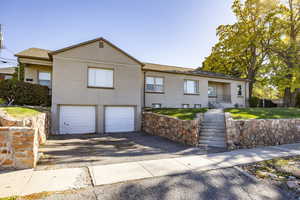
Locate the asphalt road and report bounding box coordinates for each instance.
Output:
[35,167,295,200]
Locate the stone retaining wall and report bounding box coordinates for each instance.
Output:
[0,112,50,144]
[0,111,50,169]
[142,112,203,146]
[0,127,39,169]
[225,113,300,150]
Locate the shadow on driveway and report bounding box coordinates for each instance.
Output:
[37,132,226,170]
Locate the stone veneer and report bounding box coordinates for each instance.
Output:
[0,112,50,144]
[0,111,50,169]
[142,112,203,146]
[0,127,39,169]
[225,112,300,150]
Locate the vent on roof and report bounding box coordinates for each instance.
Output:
[99,41,104,48]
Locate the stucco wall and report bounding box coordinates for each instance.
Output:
[145,71,247,108]
[51,41,143,134]
[24,64,52,84]
[225,113,300,150]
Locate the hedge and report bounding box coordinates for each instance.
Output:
[0,79,51,106]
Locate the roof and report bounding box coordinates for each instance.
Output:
[143,62,248,81]
[15,48,51,60]
[0,67,16,75]
[49,37,144,66]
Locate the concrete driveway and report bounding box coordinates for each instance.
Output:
[37,132,226,170]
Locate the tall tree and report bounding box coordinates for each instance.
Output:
[201,0,278,98]
[269,0,300,106]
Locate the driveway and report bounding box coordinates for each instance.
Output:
[37,132,226,170]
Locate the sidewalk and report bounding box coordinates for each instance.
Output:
[1,143,300,198]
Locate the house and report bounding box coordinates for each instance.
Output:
[0,67,16,80]
[15,37,249,134]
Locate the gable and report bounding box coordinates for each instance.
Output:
[51,38,142,66]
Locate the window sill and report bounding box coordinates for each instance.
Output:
[184,93,200,96]
[88,86,114,89]
[146,91,165,94]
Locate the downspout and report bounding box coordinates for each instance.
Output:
[143,71,146,109]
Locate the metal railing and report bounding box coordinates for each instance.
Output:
[209,95,231,103]
[146,84,163,92]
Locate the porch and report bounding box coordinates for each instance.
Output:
[208,81,231,105]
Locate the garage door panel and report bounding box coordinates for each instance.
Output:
[60,106,96,134]
[105,107,135,133]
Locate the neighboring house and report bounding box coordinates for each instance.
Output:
[15,37,249,135]
[0,67,16,80]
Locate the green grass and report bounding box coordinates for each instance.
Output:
[149,108,208,120]
[225,107,300,120]
[0,107,41,119]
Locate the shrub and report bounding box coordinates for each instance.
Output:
[0,79,51,106]
[249,96,260,107]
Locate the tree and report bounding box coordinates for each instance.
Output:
[201,0,278,98]
[268,0,300,106]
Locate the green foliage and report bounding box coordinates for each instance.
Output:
[0,98,6,105]
[0,79,51,106]
[0,107,41,119]
[149,108,208,120]
[249,96,260,107]
[12,64,24,81]
[225,107,300,119]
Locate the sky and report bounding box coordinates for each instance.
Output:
[0,0,236,69]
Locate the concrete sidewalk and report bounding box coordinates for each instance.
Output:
[1,143,300,198]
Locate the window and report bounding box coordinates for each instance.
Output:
[237,85,242,96]
[146,77,164,92]
[152,103,161,108]
[88,68,114,88]
[208,86,217,97]
[184,80,198,94]
[38,72,51,88]
[4,75,13,80]
[194,104,201,108]
[182,104,189,108]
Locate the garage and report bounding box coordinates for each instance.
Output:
[105,106,135,133]
[59,106,96,134]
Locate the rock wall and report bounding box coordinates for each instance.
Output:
[142,112,203,146]
[0,112,50,144]
[0,127,39,169]
[225,112,300,150]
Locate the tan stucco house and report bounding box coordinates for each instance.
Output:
[15,37,249,134]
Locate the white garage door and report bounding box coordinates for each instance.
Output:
[105,107,135,133]
[59,106,96,134]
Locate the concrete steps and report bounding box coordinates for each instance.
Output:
[199,109,226,148]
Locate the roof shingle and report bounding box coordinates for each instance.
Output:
[15,48,51,60]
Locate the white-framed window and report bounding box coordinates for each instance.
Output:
[88,68,114,88]
[38,72,51,88]
[152,103,161,108]
[182,104,189,108]
[208,86,217,97]
[237,84,243,96]
[184,80,198,94]
[4,75,13,80]
[194,104,201,108]
[146,76,164,93]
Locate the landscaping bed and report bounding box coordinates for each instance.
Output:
[225,108,300,120]
[0,106,42,119]
[148,108,208,120]
[240,156,300,198]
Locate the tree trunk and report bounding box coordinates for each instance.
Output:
[283,88,292,107]
[249,81,253,99]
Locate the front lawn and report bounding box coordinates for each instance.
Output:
[225,108,300,120]
[149,108,208,120]
[0,106,42,119]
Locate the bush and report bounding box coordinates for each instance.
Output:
[249,96,260,107]
[0,79,51,106]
